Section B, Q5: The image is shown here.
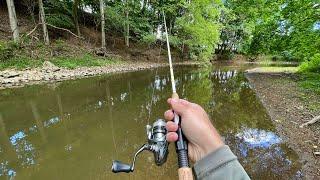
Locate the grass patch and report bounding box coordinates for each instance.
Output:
[1,39,124,70]
[0,54,123,70]
[51,54,123,69]
[0,57,44,70]
[298,73,320,95]
[248,66,298,73]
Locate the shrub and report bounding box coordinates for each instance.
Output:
[280,51,295,61]
[299,53,320,73]
[169,35,182,49]
[140,34,157,47]
[46,14,74,29]
[0,41,18,62]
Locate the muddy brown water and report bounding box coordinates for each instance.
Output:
[0,65,302,179]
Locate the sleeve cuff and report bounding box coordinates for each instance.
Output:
[193,145,237,178]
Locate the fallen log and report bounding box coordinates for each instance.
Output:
[300,115,320,128]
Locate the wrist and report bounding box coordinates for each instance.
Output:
[203,140,224,157]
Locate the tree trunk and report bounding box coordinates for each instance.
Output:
[125,0,129,47]
[38,0,50,45]
[100,0,106,49]
[6,0,19,42]
[141,0,146,14]
[72,0,81,36]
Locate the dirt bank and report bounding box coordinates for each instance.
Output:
[0,61,200,90]
[246,72,320,179]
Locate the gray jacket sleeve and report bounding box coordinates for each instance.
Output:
[193,145,250,180]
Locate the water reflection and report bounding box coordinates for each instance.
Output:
[227,128,302,179]
[236,128,282,150]
[0,66,301,179]
[0,114,17,179]
[209,69,301,179]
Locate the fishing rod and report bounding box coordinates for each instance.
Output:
[163,11,193,180]
[111,12,193,180]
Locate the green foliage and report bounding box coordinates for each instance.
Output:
[140,34,157,47]
[51,54,122,69]
[0,42,13,61]
[46,14,74,29]
[0,57,43,70]
[45,0,75,29]
[243,0,319,62]
[0,41,20,62]
[219,0,319,66]
[298,73,320,95]
[105,1,152,39]
[105,5,125,34]
[177,0,223,61]
[3,0,318,64]
[168,35,182,49]
[0,39,123,70]
[299,54,320,73]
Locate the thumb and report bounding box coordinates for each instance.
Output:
[167,98,190,115]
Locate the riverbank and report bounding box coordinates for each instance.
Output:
[246,71,320,179]
[0,61,200,89]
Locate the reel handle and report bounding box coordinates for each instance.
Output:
[111,160,132,173]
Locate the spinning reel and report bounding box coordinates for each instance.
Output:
[111,119,169,173]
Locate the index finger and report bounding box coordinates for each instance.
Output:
[164,110,174,121]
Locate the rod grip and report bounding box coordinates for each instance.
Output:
[170,93,193,179]
[178,167,193,180]
[172,92,179,99]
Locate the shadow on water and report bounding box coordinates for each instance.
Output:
[0,65,301,179]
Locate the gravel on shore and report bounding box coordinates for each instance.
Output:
[0,61,200,89]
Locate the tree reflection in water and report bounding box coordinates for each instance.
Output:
[209,69,302,179]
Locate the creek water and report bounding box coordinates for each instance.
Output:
[0,65,302,179]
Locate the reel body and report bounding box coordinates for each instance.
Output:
[111,119,169,173]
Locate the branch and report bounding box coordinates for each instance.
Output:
[25,23,83,39]
[26,24,40,37]
[300,115,320,128]
[46,23,83,39]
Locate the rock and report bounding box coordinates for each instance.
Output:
[0,70,21,78]
[42,61,60,72]
[2,78,15,84]
[33,75,42,81]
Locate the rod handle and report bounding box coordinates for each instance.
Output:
[178,167,193,180]
[172,92,179,99]
[171,93,193,180]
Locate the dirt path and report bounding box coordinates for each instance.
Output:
[246,72,320,179]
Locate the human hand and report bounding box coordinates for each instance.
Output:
[164,98,224,163]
